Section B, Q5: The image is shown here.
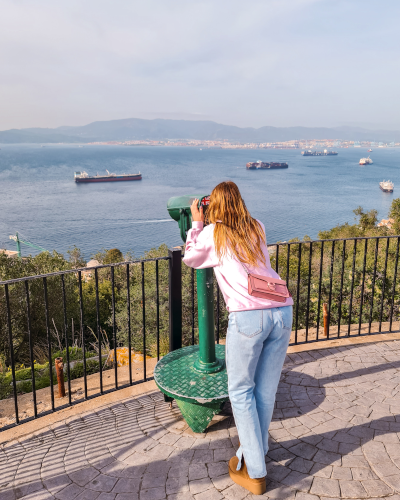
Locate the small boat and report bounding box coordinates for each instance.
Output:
[379,180,394,193]
[359,156,373,165]
[368,149,373,152]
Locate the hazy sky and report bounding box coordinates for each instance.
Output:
[1,0,400,131]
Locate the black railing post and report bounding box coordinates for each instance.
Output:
[295,243,302,344]
[25,281,37,418]
[389,237,400,332]
[43,277,55,411]
[141,261,146,380]
[78,271,88,399]
[5,285,19,424]
[111,266,118,388]
[305,242,313,342]
[337,240,346,337]
[126,263,132,384]
[156,261,160,361]
[169,247,182,351]
[61,275,72,404]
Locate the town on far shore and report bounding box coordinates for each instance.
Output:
[87,139,400,149]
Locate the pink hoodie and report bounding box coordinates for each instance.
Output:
[182,221,294,312]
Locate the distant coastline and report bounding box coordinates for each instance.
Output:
[1,117,400,145]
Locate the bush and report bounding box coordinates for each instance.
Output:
[11,362,49,381]
[0,355,104,399]
[52,347,96,363]
[0,375,13,400]
[0,366,57,398]
[68,359,109,379]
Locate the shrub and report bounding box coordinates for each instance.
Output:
[52,347,96,363]
[0,375,13,400]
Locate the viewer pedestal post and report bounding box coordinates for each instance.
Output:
[155,196,228,433]
[194,268,223,373]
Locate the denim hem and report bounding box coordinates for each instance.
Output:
[236,448,243,471]
[236,447,267,478]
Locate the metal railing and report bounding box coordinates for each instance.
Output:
[270,235,400,344]
[0,254,172,431]
[1,236,399,431]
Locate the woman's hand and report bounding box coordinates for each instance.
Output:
[191,198,204,222]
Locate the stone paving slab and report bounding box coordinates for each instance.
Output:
[3,340,400,499]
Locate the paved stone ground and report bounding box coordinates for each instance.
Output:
[2,340,400,500]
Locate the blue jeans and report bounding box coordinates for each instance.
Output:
[226,306,293,478]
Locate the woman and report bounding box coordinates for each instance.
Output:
[183,181,293,495]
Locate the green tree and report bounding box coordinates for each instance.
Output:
[389,198,400,234]
[81,279,113,339]
[0,251,80,365]
[353,206,378,230]
[104,249,124,264]
[67,246,86,268]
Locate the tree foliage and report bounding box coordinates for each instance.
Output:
[353,206,378,230]
[389,198,400,234]
[103,249,124,265]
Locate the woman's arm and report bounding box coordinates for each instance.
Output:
[182,199,218,269]
[183,222,219,269]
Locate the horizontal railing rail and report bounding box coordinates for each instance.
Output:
[0,256,170,285]
[1,235,399,432]
[268,235,400,245]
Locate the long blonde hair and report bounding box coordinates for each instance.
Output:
[206,181,266,266]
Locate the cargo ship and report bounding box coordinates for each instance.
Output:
[359,157,373,165]
[246,161,288,170]
[74,170,142,183]
[301,150,338,156]
[379,180,394,192]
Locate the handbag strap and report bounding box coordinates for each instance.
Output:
[240,260,250,275]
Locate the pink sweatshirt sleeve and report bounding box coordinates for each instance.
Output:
[182,222,219,269]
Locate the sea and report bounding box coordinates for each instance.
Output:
[0,144,399,259]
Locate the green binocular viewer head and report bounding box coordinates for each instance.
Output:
[167,195,210,242]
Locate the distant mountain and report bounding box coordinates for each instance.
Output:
[1,118,399,143]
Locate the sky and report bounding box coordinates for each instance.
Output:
[1,0,400,131]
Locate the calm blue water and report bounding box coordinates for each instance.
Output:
[0,144,399,259]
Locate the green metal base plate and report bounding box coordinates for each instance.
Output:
[175,399,223,433]
[154,345,228,433]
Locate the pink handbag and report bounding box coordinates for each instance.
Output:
[241,263,291,302]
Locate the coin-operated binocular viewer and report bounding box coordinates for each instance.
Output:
[154,195,228,433]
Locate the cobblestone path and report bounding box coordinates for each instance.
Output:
[2,340,400,499]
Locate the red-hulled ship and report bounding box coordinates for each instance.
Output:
[74,170,142,183]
